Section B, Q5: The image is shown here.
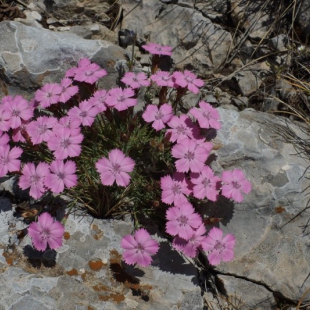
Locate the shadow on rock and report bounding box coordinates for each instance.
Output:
[23,245,57,268]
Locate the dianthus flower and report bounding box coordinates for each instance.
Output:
[166,114,200,143]
[202,227,236,266]
[191,166,221,201]
[28,212,65,251]
[26,116,58,145]
[171,138,210,173]
[121,72,150,89]
[65,58,91,78]
[3,95,33,129]
[150,71,175,87]
[173,70,204,94]
[45,160,77,194]
[19,162,50,199]
[0,132,9,146]
[88,90,108,113]
[0,145,23,177]
[12,120,30,143]
[166,202,202,240]
[53,116,81,136]
[221,169,252,203]
[105,87,137,111]
[35,83,62,108]
[173,224,207,258]
[74,62,107,84]
[121,228,159,267]
[142,103,173,131]
[58,78,79,103]
[96,149,135,187]
[47,128,83,160]
[142,42,173,56]
[67,100,99,127]
[0,107,11,132]
[160,173,191,206]
[189,101,221,129]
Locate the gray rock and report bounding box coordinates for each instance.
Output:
[216,275,277,309]
[0,211,204,309]
[207,108,310,302]
[121,0,232,77]
[231,96,249,108]
[269,34,289,52]
[0,21,125,98]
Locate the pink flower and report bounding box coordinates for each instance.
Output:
[150,71,175,87]
[221,169,252,203]
[173,70,204,94]
[54,116,81,136]
[65,58,91,78]
[19,162,50,199]
[142,103,173,131]
[3,95,33,129]
[166,202,202,240]
[166,114,200,143]
[58,78,79,103]
[0,145,23,177]
[202,227,236,266]
[191,166,221,201]
[173,224,207,257]
[105,87,137,111]
[74,63,107,84]
[171,138,210,173]
[88,90,108,113]
[0,107,11,132]
[26,116,58,145]
[67,100,99,127]
[189,101,221,129]
[35,83,62,108]
[12,120,30,143]
[47,128,83,160]
[121,228,159,266]
[96,149,135,187]
[121,72,150,89]
[142,42,173,56]
[45,160,77,194]
[28,212,65,251]
[160,173,191,206]
[0,132,9,146]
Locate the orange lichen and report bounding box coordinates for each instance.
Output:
[2,252,13,265]
[90,224,103,240]
[92,284,109,292]
[88,260,104,271]
[63,232,71,240]
[99,293,125,303]
[66,268,78,276]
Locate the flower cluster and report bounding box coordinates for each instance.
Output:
[0,42,251,268]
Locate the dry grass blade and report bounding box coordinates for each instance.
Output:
[296,287,310,310]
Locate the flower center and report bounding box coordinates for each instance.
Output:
[40,228,50,240]
[176,125,186,134]
[85,71,93,76]
[60,139,70,149]
[12,110,20,117]
[203,112,211,119]
[185,76,193,83]
[80,111,87,118]
[0,156,8,165]
[155,111,163,120]
[112,163,121,174]
[177,215,188,226]
[57,172,65,180]
[171,183,181,194]
[232,181,241,189]
[184,151,195,161]
[136,243,145,252]
[30,174,40,184]
[39,125,48,135]
[214,241,224,252]
[203,179,210,187]
[46,92,53,98]
[118,96,125,102]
